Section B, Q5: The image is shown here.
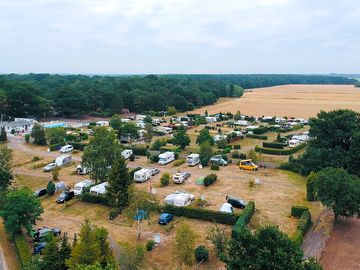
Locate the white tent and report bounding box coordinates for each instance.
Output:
[90,182,108,195]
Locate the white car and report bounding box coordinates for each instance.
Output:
[60,145,74,153]
[173,172,191,184]
[43,163,57,172]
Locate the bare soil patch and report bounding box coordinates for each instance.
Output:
[189,84,360,118]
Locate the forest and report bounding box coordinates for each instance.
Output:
[0,73,356,118]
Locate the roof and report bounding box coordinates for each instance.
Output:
[90,182,108,192]
[0,120,35,127]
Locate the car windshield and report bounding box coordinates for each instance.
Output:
[58,193,66,199]
[159,158,166,162]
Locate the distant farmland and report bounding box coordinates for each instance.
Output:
[189,84,360,118]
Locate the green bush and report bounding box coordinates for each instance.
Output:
[49,142,66,151]
[239,153,246,159]
[231,151,240,159]
[132,147,148,156]
[173,158,185,167]
[13,233,31,267]
[109,208,122,220]
[263,142,284,149]
[204,173,218,186]
[291,205,309,218]
[194,245,209,262]
[149,155,159,163]
[67,141,88,151]
[279,156,303,174]
[161,204,239,225]
[233,144,241,150]
[291,229,304,246]
[252,127,268,134]
[232,201,256,237]
[210,164,219,171]
[146,240,156,251]
[81,192,111,206]
[160,172,170,186]
[246,134,268,140]
[292,210,311,246]
[24,134,30,143]
[255,143,306,155]
[31,156,41,162]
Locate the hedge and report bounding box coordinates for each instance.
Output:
[173,158,185,167]
[246,134,268,140]
[262,142,284,149]
[255,143,307,155]
[232,201,255,237]
[233,144,241,150]
[132,146,148,156]
[291,205,309,218]
[13,233,31,267]
[49,142,66,151]
[210,164,219,171]
[160,146,181,153]
[67,141,88,151]
[252,127,268,135]
[161,204,240,225]
[81,192,111,206]
[292,210,311,245]
[204,173,217,186]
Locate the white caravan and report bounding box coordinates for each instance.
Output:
[135,115,146,121]
[136,121,146,129]
[154,126,173,134]
[219,203,234,213]
[90,182,108,195]
[234,120,248,126]
[73,179,93,196]
[164,193,192,207]
[288,139,301,148]
[134,168,152,183]
[205,116,217,123]
[158,152,175,165]
[121,149,133,160]
[96,121,109,127]
[186,153,200,166]
[55,155,72,167]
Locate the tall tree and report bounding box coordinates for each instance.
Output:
[59,233,72,270]
[42,234,62,270]
[82,127,121,184]
[94,227,114,267]
[173,222,196,267]
[0,188,44,234]
[0,168,13,190]
[118,243,145,270]
[107,157,133,207]
[199,141,213,166]
[0,127,7,142]
[46,127,66,144]
[122,123,139,144]
[31,123,47,146]
[144,123,153,143]
[0,145,12,171]
[196,128,214,145]
[172,125,190,149]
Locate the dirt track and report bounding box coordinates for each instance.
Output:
[189,84,360,118]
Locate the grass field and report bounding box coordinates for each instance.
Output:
[188,84,360,118]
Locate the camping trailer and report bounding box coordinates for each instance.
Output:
[154,126,173,134]
[73,179,93,196]
[134,168,152,183]
[96,121,109,127]
[55,155,72,167]
[164,193,192,207]
[205,116,217,123]
[90,182,108,195]
[121,149,133,160]
[186,153,200,166]
[234,120,248,126]
[288,139,301,148]
[158,152,175,165]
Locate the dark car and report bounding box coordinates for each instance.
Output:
[34,242,46,254]
[56,190,75,204]
[226,196,247,209]
[33,227,61,242]
[159,213,174,225]
[151,168,160,176]
[33,188,47,197]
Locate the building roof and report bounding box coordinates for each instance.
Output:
[0,120,35,127]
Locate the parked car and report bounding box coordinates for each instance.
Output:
[56,190,75,204]
[239,159,258,171]
[226,196,247,209]
[43,162,56,172]
[76,164,91,175]
[159,213,174,225]
[150,168,160,176]
[33,188,47,197]
[34,242,46,254]
[33,227,61,242]
[173,172,191,184]
[59,145,74,153]
[210,155,228,166]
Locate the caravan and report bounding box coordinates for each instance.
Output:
[73,180,93,196]
[134,168,152,183]
[55,155,72,167]
[288,139,301,148]
[121,149,133,160]
[90,182,108,195]
[186,153,200,166]
[158,152,175,165]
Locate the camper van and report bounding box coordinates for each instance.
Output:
[55,155,72,167]
[234,120,248,126]
[135,115,146,121]
[136,121,146,129]
[121,149,133,160]
[134,168,152,183]
[96,121,109,127]
[73,179,93,196]
[152,119,161,126]
[288,139,301,148]
[158,152,175,165]
[90,182,108,195]
[186,153,200,166]
[205,116,217,123]
[154,126,173,134]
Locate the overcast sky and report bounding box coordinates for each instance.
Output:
[1,0,359,74]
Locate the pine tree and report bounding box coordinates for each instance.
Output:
[172,125,190,150]
[94,227,115,267]
[0,127,7,142]
[42,234,62,270]
[47,180,56,195]
[59,233,72,270]
[107,156,133,207]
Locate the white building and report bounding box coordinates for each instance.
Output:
[0,118,37,134]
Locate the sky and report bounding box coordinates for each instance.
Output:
[1,0,359,74]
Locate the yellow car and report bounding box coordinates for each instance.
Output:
[239,159,258,171]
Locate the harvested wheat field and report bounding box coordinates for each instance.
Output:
[189,84,360,118]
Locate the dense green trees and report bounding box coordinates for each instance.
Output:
[172,125,190,149]
[199,141,213,166]
[0,126,7,142]
[31,123,47,145]
[46,127,66,144]
[196,128,214,145]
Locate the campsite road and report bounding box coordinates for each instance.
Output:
[0,247,6,270]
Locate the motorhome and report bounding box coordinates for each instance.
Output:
[288,139,301,148]
[121,149,133,159]
[154,126,173,134]
[121,118,130,123]
[55,155,72,167]
[152,119,161,126]
[205,116,217,123]
[234,120,248,126]
[90,182,108,195]
[158,152,175,165]
[291,134,309,142]
[134,168,152,183]
[73,180,93,196]
[136,121,146,129]
[186,153,200,166]
[135,115,146,121]
[96,121,109,127]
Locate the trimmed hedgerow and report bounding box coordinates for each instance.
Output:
[132,146,148,156]
[81,192,111,206]
[232,201,255,237]
[210,164,219,171]
[204,173,218,186]
[13,233,31,267]
[246,134,268,140]
[252,127,268,134]
[291,205,309,218]
[67,141,88,151]
[255,143,306,155]
[262,142,284,149]
[292,210,311,246]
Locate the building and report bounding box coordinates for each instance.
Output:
[0,118,37,134]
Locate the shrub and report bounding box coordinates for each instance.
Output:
[160,172,170,186]
[132,146,148,156]
[255,143,307,155]
[194,245,209,262]
[291,205,309,218]
[232,201,256,237]
[233,144,241,150]
[239,153,246,159]
[252,127,268,134]
[232,151,240,159]
[31,156,41,162]
[129,154,135,161]
[67,141,88,151]
[279,156,303,174]
[109,208,122,220]
[13,233,31,267]
[161,204,239,225]
[204,173,218,186]
[146,240,156,251]
[81,192,111,206]
[262,142,284,149]
[149,155,159,163]
[292,210,311,245]
[52,167,60,181]
[49,142,66,151]
[291,229,304,246]
[11,129,15,134]
[173,158,185,167]
[210,164,219,171]
[246,134,268,140]
[24,134,30,143]
[129,167,142,178]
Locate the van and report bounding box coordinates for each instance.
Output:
[234,120,248,126]
[73,179,93,196]
[152,119,161,126]
[59,145,73,153]
[55,155,72,167]
[134,168,152,183]
[186,153,200,166]
[121,149,133,160]
[239,159,258,171]
[158,152,175,165]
